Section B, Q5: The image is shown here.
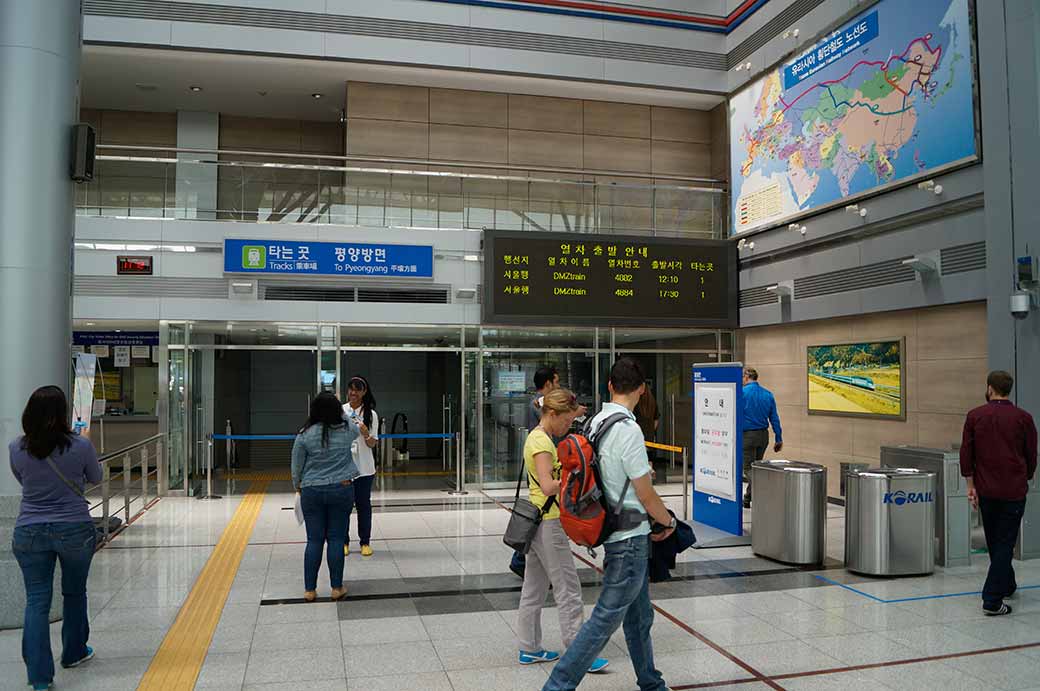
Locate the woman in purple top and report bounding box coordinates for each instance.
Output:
[9,386,102,690]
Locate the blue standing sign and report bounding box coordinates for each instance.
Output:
[223,239,434,278]
[692,362,745,536]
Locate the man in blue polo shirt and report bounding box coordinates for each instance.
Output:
[742,367,782,508]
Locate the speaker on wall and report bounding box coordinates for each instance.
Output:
[71,123,96,183]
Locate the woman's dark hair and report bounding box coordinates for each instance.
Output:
[21,386,74,459]
[347,376,377,429]
[302,392,346,448]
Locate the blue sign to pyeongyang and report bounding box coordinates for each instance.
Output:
[783,10,879,90]
[223,239,434,278]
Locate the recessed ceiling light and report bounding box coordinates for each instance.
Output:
[86,322,96,326]
[115,329,122,333]
[311,93,323,99]
[189,85,202,92]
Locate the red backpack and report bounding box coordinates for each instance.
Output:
[557,412,648,554]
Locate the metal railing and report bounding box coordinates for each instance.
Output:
[75,145,727,239]
[89,433,165,544]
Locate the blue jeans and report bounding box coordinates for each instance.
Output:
[301,482,355,591]
[13,521,96,687]
[543,535,666,691]
[347,474,374,547]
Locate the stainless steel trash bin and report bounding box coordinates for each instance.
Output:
[845,468,937,576]
[881,446,970,567]
[751,460,827,565]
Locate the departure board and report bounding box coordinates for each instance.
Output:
[483,231,737,327]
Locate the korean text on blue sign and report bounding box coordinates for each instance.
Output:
[783,11,879,90]
[223,239,433,278]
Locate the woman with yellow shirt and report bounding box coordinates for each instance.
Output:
[517,389,609,673]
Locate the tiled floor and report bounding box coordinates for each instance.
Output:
[2,479,1040,690]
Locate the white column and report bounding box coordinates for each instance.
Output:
[176,111,219,220]
[0,0,83,628]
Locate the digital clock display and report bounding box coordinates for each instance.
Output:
[116,255,153,276]
[483,231,737,327]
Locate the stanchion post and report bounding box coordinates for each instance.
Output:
[209,438,215,498]
[141,446,149,504]
[199,437,222,500]
[123,452,131,523]
[449,432,468,495]
[682,447,689,521]
[670,394,676,471]
[102,463,111,542]
[157,438,166,496]
[225,419,232,473]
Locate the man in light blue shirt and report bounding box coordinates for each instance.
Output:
[742,367,783,508]
[543,358,674,691]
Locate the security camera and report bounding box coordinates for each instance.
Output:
[1010,291,1033,320]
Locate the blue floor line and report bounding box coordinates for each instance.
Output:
[812,575,888,603]
[814,575,1040,604]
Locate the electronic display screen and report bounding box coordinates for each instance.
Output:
[116,255,153,276]
[483,231,737,327]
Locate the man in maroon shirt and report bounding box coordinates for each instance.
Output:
[960,370,1038,616]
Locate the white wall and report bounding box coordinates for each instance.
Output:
[73,216,483,325]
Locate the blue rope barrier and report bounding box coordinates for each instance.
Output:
[212,433,455,441]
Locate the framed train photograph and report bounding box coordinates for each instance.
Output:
[806,338,906,420]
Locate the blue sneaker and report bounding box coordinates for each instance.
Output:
[519,650,560,665]
[30,684,52,690]
[588,657,610,673]
[61,646,94,669]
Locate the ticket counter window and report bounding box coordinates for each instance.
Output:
[74,333,161,453]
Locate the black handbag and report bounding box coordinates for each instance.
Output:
[503,457,556,555]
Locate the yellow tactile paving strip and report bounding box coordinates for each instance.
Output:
[137,474,275,690]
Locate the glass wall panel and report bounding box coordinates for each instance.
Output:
[167,341,186,492]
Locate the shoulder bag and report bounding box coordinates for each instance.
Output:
[502,454,556,555]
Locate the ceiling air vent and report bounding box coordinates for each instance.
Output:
[358,288,449,304]
[264,286,357,302]
[794,257,916,300]
[739,286,777,309]
[941,241,986,276]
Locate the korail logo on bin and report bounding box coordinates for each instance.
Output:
[882,490,934,505]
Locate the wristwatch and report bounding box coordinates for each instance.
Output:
[651,516,677,534]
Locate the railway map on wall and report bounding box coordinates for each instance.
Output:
[730,0,976,234]
[807,340,904,419]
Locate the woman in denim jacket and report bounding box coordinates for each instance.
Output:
[291,392,360,602]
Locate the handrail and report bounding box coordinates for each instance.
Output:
[97,433,164,464]
[95,144,727,187]
[87,434,166,545]
[95,153,725,195]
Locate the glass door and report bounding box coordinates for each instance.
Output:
[479,350,596,487]
[188,347,206,496]
[166,341,187,492]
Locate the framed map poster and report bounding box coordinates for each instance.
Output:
[730,0,977,234]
